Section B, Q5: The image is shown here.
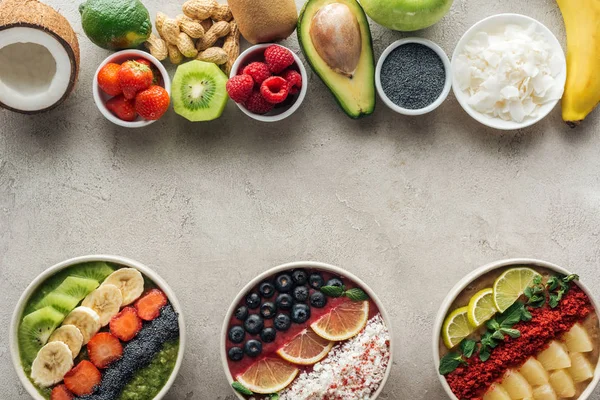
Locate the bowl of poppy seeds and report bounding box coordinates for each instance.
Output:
[376,38,452,116]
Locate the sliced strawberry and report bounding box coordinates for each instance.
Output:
[135,289,168,321]
[87,332,123,369]
[110,307,142,342]
[51,384,74,400]
[64,360,102,396]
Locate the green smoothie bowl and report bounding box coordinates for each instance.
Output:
[10,255,185,400]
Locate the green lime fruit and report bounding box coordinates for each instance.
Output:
[79,0,152,50]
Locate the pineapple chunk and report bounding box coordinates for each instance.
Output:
[532,384,558,400]
[538,341,571,371]
[563,323,593,353]
[520,357,549,386]
[567,352,594,383]
[502,369,533,399]
[483,383,512,400]
[549,370,576,398]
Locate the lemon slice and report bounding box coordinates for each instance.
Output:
[467,288,498,327]
[277,328,334,365]
[310,300,369,341]
[237,357,299,394]
[442,306,475,349]
[493,267,540,313]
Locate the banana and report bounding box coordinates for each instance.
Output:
[557,0,600,127]
[48,324,83,359]
[30,341,73,387]
[102,268,144,306]
[82,284,123,326]
[62,306,100,345]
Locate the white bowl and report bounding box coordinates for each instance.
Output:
[452,14,567,130]
[432,258,600,400]
[10,254,186,400]
[376,38,452,116]
[93,50,171,128]
[230,44,308,123]
[220,261,394,399]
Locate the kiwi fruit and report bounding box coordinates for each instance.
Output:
[34,292,80,315]
[68,261,115,283]
[172,60,229,122]
[55,276,99,301]
[19,306,65,363]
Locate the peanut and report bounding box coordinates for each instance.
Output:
[168,43,184,64]
[176,14,205,39]
[161,18,181,44]
[176,32,199,58]
[197,47,228,65]
[221,20,240,74]
[182,0,217,21]
[144,34,168,61]
[211,4,233,22]
[199,18,213,32]
[156,12,168,38]
[196,20,230,51]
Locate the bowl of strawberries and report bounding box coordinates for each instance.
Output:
[93,50,171,128]
[227,44,308,123]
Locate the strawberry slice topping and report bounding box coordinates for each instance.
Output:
[135,289,168,321]
[64,360,102,396]
[50,384,74,400]
[87,332,123,369]
[110,306,143,342]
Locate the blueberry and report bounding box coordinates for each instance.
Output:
[246,292,261,309]
[291,303,311,324]
[228,326,245,343]
[260,302,276,319]
[260,327,276,343]
[274,313,291,331]
[274,274,293,292]
[275,293,293,310]
[310,291,327,308]
[309,273,325,289]
[292,269,308,285]
[259,282,275,298]
[326,278,344,288]
[244,314,264,334]
[234,306,249,321]
[228,347,244,361]
[244,339,263,357]
[293,286,309,302]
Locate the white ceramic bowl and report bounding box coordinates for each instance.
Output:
[10,254,186,400]
[93,50,171,128]
[433,258,600,400]
[230,44,308,123]
[452,14,567,130]
[221,261,394,399]
[376,38,452,116]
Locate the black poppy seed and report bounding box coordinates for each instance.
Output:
[380,43,446,110]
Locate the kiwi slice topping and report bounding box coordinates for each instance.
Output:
[19,306,65,364]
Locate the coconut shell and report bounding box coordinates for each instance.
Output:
[0,0,80,113]
[227,0,298,44]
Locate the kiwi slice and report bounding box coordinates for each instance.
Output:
[172,60,229,122]
[68,261,115,283]
[34,292,80,315]
[55,276,99,301]
[19,306,65,364]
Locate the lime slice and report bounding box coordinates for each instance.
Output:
[467,288,498,327]
[442,306,475,349]
[493,267,541,313]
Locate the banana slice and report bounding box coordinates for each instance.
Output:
[62,306,100,345]
[82,284,123,326]
[48,325,84,359]
[31,341,73,387]
[102,268,144,305]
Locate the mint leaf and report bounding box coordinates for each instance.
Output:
[232,381,253,395]
[492,330,506,340]
[549,293,560,308]
[481,332,499,349]
[270,394,280,400]
[533,275,542,285]
[344,288,369,301]
[500,328,521,338]
[320,285,344,297]
[439,352,465,375]
[486,319,500,331]
[547,276,560,291]
[524,286,533,298]
[479,347,491,362]
[564,274,579,283]
[460,339,477,358]
[498,302,526,327]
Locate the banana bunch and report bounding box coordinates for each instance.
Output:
[557,0,600,127]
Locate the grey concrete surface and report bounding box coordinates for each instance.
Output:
[1,0,599,399]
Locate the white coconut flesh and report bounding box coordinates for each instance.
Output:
[0,27,72,112]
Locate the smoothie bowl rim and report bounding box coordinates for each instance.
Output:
[220,260,394,399]
[432,257,600,400]
[10,254,186,400]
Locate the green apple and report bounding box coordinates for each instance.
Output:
[360,0,453,31]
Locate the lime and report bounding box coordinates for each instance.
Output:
[467,288,497,327]
[310,300,369,341]
[493,267,541,312]
[442,306,475,349]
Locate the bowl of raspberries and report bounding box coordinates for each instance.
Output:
[93,50,171,128]
[227,44,308,122]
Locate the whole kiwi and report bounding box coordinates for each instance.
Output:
[227,0,298,44]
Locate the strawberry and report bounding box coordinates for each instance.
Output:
[226,74,254,104]
[242,62,271,86]
[97,63,122,97]
[260,76,289,104]
[135,289,168,321]
[280,69,302,95]
[135,58,152,68]
[64,361,102,396]
[135,58,162,85]
[135,86,170,120]
[264,45,295,74]
[110,307,142,342]
[51,385,74,400]
[118,60,153,100]
[244,90,274,115]
[105,95,137,122]
[87,332,123,369]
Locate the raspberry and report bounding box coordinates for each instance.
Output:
[242,62,271,86]
[260,76,289,104]
[244,90,274,115]
[264,45,295,73]
[226,74,254,104]
[280,69,303,95]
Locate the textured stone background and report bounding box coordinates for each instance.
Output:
[1,0,599,399]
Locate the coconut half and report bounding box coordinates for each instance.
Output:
[0,0,80,114]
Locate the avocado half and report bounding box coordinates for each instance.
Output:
[298,0,376,119]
